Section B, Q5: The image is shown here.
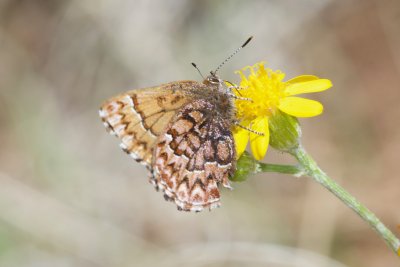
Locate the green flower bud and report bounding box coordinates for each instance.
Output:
[230,151,258,182]
[268,110,301,152]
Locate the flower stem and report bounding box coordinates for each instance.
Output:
[232,151,303,182]
[256,162,303,175]
[291,145,400,256]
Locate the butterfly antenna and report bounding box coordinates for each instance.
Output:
[214,36,253,74]
[191,62,205,80]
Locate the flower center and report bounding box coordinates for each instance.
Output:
[235,63,286,122]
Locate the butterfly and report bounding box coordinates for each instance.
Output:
[99,37,253,212]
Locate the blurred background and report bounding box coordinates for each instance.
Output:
[0,0,399,266]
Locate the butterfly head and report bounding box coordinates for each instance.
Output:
[203,71,231,97]
[205,71,222,85]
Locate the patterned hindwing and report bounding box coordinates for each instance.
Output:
[153,99,236,212]
[99,81,199,166]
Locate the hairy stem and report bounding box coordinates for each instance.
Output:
[256,162,303,175]
[291,145,400,256]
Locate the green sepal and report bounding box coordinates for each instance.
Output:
[268,110,301,152]
[230,151,257,182]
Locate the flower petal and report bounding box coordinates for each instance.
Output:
[285,79,332,96]
[287,75,319,84]
[249,117,270,160]
[233,127,249,159]
[278,97,323,117]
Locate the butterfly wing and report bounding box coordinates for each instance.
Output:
[99,81,199,166]
[153,99,236,211]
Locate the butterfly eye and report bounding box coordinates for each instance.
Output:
[208,77,220,84]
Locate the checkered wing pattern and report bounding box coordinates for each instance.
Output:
[99,81,196,166]
[153,99,235,211]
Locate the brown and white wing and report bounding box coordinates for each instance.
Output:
[99,81,198,166]
[153,99,236,212]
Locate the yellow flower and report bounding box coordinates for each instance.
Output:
[233,62,332,160]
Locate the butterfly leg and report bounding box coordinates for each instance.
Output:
[228,85,248,91]
[224,80,247,91]
[224,80,248,97]
[228,93,252,102]
[233,121,265,136]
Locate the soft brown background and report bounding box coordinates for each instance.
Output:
[0,0,399,266]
